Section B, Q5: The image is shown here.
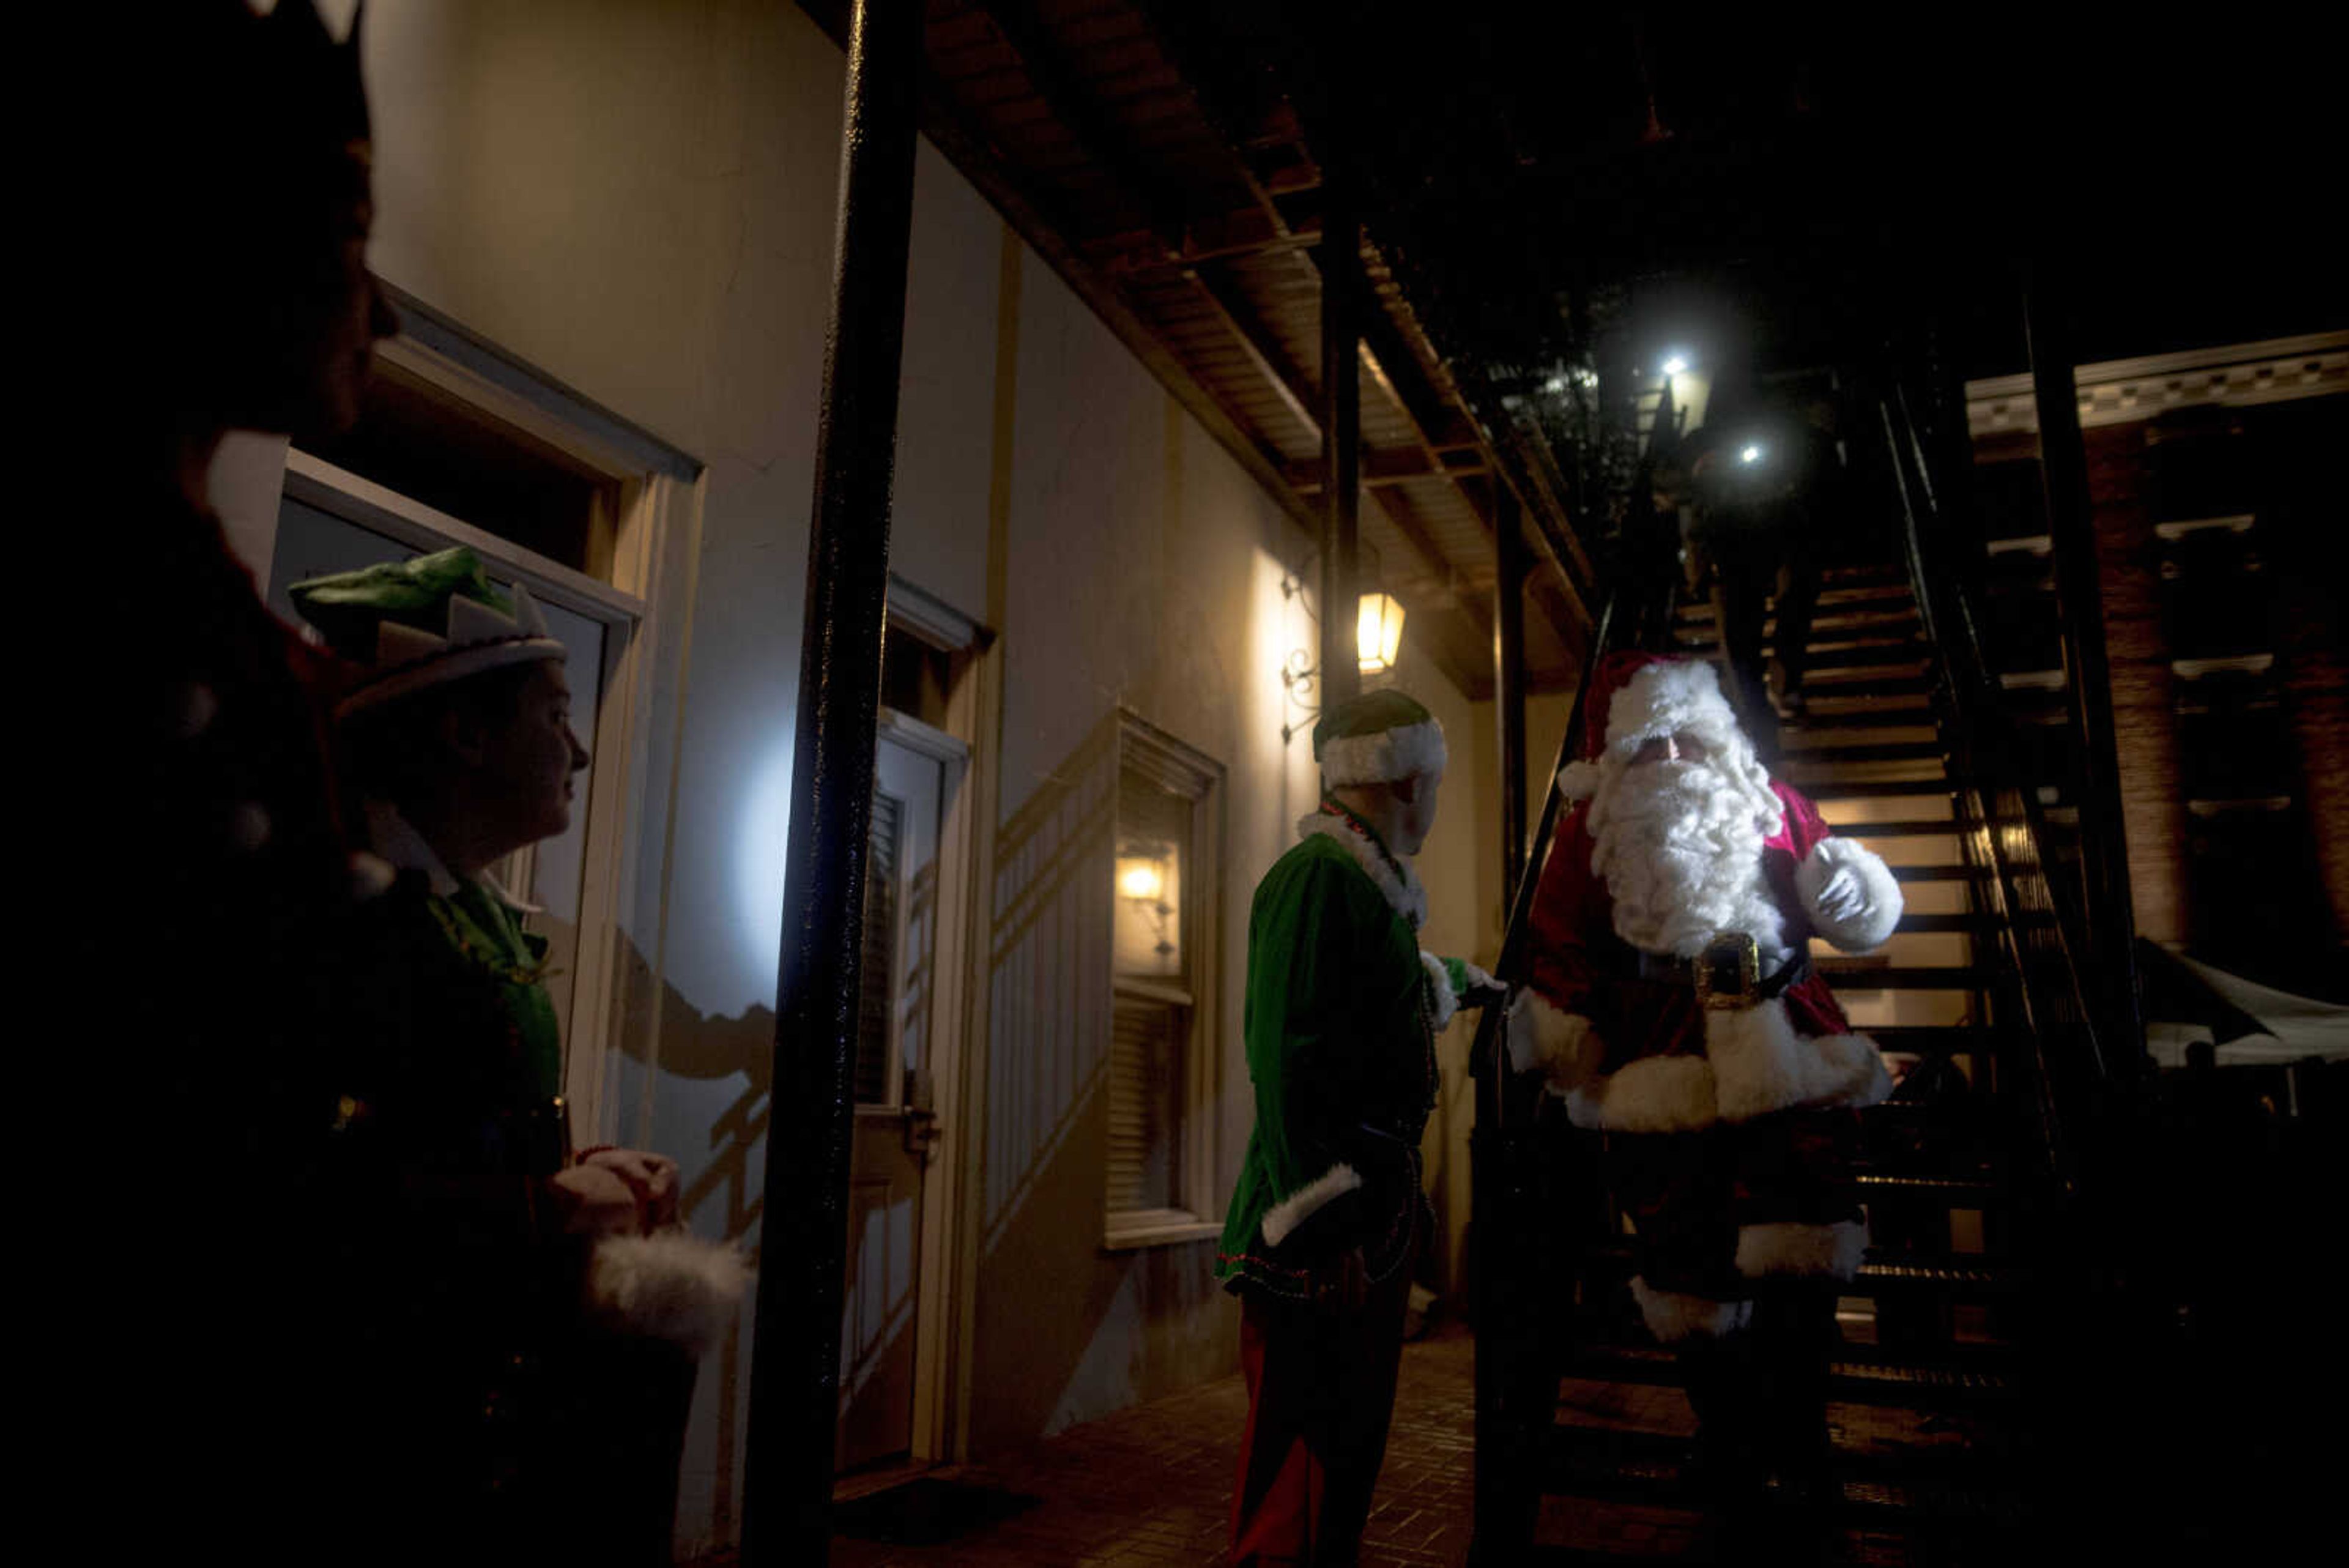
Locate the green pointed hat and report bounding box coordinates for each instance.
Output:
[290,546,566,716]
[1313,688,1447,786]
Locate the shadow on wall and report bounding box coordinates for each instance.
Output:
[607,926,774,1543]
[971,712,1239,1452]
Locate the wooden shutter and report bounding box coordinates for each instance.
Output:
[853,792,902,1105]
[1106,994,1184,1216]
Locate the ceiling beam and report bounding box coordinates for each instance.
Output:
[1187,263,1321,439]
[981,1,1186,252]
[1285,445,1490,492]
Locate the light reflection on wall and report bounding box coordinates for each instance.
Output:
[735,740,795,1009]
[1247,546,1322,825]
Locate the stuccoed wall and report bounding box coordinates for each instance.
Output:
[358,0,1475,1550]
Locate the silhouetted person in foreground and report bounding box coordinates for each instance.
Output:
[71,3,398,1556]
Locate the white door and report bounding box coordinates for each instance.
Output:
[836,716,961,1475]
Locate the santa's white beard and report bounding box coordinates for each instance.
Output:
[1590,761,1789,960]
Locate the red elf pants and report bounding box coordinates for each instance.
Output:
[1228,1255,1415,1567]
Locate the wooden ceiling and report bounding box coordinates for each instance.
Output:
[801,0,1601,699]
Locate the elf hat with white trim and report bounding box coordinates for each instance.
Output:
[291,546,567,717]
[1314,688,1447,787]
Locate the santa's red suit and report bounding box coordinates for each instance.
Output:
[1507,654,1904,1340]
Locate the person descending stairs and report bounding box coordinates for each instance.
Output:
[1467,475,2101,1561]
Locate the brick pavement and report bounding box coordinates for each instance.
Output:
[789,1325,2014,1566]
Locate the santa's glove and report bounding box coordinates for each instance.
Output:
[1797,836,1904,954]
[1504,989,1605,1093]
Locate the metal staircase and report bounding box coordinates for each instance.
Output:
[1466,365,2135,1561]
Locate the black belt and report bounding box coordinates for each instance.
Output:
[1635,939,1811,1008]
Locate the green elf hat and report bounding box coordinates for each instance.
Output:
[290,546,566,717]
[1313,688,1447,786]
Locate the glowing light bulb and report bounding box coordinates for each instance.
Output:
[1661,354,1690,377]
[1740,444,1762,464]
[1118,863,1164,902]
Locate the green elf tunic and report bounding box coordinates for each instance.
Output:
[333,802,585,1523]
[1217,800,1485,1301]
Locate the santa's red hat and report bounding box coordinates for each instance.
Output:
[1557,652,1749,803]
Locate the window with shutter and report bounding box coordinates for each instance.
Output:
[1104,712,1225,1247]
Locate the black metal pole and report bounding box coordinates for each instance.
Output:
[2023,264,2143,1061]
[1319,156,1360,708]
[1494,485,1529,897]
[741,2,921,1561]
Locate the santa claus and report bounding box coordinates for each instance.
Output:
[1505,651,1904,1507]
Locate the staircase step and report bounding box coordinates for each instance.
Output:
[1559,1342,2019,1407]
[1890,913,1997,932]
[1822,560,1910,584]
[1816,964,1991,989]
[1838,818,1976,838]
[1786,707,1945,732]
[1675,585,1917,623]
[1865,1025,1998,1052]
[1785,739,1949,764]
[1801,641,1940,671]
[1677,607,1925,636]
[1800,778,1962,800]
[1538,1425,2028,1530]
[1852,1173,2002,1202]
[1857,1257,2025,1294]
[1888,864,1987,882]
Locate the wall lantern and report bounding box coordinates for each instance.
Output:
[1115,839,1179,971]
[1357,592,1406,675]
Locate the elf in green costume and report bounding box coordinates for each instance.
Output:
[294,548,742,1566]
[1220,688,1502,1566]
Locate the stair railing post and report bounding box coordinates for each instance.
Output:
[1495,485,1529,897]
[740,2,922,1560]
[2023,267,2144,1072]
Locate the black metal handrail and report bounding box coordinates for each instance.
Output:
[1877,376,2111,1197]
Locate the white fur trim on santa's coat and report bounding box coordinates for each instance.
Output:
[1260,1163,1363,1247]
[1604,661,1740,754]
[586,1231,754,1354]
[1421,951,1460,1028]
[1557,759,1603,803]
[1320,719,1447,788]
[1296,812,1428,928]
[1735,1220,1869,1283]
[1506,990,1605,1093]
[1562,1053,1720,1134]
[1631,1276,1753,1342]
[1797,836,1905,954]
[1704,1000,1893,1124]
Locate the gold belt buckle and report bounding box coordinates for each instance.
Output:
[1694,931,1761,1011]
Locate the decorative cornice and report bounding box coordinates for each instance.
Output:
[1965,331,2348,436]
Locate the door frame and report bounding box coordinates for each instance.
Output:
[872,584,992,1468]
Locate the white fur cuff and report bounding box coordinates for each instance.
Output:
[1631,1276,1752,1342]
[1505,990,1604,1090]
[1260,1163,1363,1247]
[1320,720,1447,787]
[1422,951,1460,1029]
[1562,1054,1719,1134]
[1735,1220,1869,1282]
[1797,836,1904,954]
[1705,1001,1892,1123]
[586,1231,754,1355]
